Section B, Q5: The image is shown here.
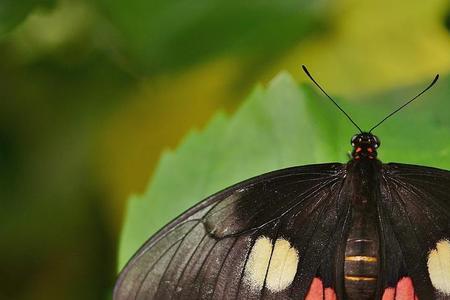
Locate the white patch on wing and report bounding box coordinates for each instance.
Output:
[266,238,299,292]
[244,236,299,293]
[244,236,273,291]
[428,239,450,295]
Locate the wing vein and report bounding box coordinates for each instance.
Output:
[171,232,209,300]
[210,238,238,300]
[135,235,187,299]
[384,178,423,272]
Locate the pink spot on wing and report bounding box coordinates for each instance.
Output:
[382,277,418,300]
[382,287,395,300]
[305,278,337,300]
[324,287,337,300]
[305,278,323,300]
[396,277,416,300]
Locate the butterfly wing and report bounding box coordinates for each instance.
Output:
[380,163,450,300]
[113,163,350,300]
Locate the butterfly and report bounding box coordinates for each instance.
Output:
[113,66,450,300]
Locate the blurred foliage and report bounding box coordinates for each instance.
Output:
[95,57,243,231]
[269,0,450,95]
[0,0,55,36]
[93,0,325,73]
[119,73,450,269]
[0,0,448,299]
[0,46,132,300]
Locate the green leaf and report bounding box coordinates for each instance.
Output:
[117,72,450,270]
[0,0,55,37]
[94,0,324,73]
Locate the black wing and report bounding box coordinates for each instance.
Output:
[114,163,350,300]
[380,163,450,300]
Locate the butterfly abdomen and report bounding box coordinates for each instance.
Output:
[343,160,381,300]
[344,221,379,299]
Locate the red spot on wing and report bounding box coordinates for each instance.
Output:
[396,277,417,300]
[324,287,337,300]
[305,278,337,300]
[381,277,418,300]
[382,288,395,300]
[305,278,323,300]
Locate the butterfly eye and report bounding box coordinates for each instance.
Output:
[373,135,381,148]
[351,134,359,146]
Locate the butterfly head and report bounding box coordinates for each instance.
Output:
[351,132,380,160]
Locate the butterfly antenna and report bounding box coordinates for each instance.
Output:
[369,74,439,133]
[302,65,363,133]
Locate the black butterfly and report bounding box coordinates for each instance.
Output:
[113,66,450,300]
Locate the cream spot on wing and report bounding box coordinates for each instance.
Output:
[244,236,299,293]
[428,239,450,295]
[244,236,273,291]
[266,238,299,292]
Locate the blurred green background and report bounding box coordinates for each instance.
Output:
[0,0,449,299]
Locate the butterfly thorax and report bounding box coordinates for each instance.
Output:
[351,132,380,160]
[343,158,382,300]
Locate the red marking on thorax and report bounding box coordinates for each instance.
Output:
[305,277,337,300]
[381,277,418,300]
